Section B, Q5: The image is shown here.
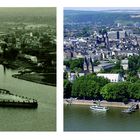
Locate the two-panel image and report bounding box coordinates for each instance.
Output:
[0,7,140,132]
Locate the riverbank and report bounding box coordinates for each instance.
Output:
[1,59,56,86]
[12,73,56,87]
[64,98,140,108]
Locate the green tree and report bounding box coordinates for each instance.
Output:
[69,58,84,70]
[86,80,100,99]
[64,60,70,67]
[64,80,72,98]
[101,82,130,102]
[0,41,7,58]
[128,55,140,76]
[128,83,140,100]
[5,48,19,60]
[72,74,110,99]
[39,32,53,48]
[126,75,139,83]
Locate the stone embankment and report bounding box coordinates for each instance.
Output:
[64,98,140,108]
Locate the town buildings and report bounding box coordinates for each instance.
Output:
[64,13,140,83]
[97,73,124,82]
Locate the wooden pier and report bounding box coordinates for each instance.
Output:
[122,104,139,113]
[65,98,77,105]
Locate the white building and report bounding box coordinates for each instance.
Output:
[24,54,38,63]
[97,73,123,82]
[119,31,126,39]
[121,59,128,70]
[108,31,118,40]
[68,72,77,82]
[78,72,85,77]
[108,30,126,40]
[94,66,102,73]
[76,52,85,59]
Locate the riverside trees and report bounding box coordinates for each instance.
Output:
[64,73,140,102]
[101,82,129,102]
[101,82,140,102]
[71,74,110,99]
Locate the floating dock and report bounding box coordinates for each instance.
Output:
[122,104,139,113]
[0,89,38,108]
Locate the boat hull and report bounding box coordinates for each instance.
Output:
[90,106,109,111]
[0,100,38,108]
[0,89,38,108]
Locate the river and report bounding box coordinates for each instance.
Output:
[64,104,140,131]
[0,65,56,131]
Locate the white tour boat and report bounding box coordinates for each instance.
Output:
[90,105,109,111]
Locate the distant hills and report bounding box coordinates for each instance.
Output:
[0,8,56,26]
[64,9,140,26]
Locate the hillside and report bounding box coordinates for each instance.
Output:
[64,9,140,26]
[0,7,56,26]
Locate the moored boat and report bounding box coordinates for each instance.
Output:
[90,105,109,111]
[122,108,132,113]
[0,88,38,108]
[122,104,139,113]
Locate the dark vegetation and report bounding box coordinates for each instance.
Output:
[0,8,56,86]
[64,58,84,72]
[64,73,140,102]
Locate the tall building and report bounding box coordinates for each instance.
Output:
[108,30,126,40]
[83,57,94,73]
[108,31,118,40]
[119,31,126,39]
[117,31,119,39]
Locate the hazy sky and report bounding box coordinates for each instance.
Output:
[64,7,140,11]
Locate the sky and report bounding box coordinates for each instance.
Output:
[64,7,140,11]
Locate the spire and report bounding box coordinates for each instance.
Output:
[88,57,94,73]
[83,57,88,71]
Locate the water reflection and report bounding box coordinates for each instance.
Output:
[3,65,6,75]
[90,109,107,117]
[64,104,140,131]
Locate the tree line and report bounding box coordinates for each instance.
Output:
[64,73,140,102]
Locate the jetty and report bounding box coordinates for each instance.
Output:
[122,104,139,113]
[0,89,38,108]
[65,97,77,105]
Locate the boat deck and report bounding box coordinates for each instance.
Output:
[0,94,31,102]
[0,89,37,108]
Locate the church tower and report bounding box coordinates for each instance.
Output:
[88,57,94,73]
[83,57,88,71]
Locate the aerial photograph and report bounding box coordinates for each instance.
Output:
[64,7,140,131]
[0,7,56,131]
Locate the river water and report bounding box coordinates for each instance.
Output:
[0,65,56,131]
[64,104,140,131]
